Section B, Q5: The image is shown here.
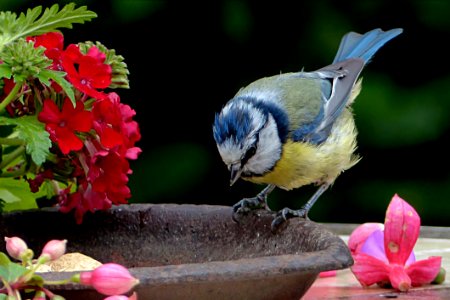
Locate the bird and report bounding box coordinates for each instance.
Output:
[212,28,403,230]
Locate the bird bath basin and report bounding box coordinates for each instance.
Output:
[0,203,353,299]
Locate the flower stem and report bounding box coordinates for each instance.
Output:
[0,137,25,146]
[0,145,25,169]
[43,278,73,285]
[0,80,23,113]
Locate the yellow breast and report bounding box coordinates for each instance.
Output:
[244,109,360,190]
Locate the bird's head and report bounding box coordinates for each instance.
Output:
[212,97,285,185]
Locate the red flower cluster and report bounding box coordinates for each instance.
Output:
[23,32,141,223]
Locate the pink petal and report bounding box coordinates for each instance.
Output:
[351,253,390,287]
[384,194,420,265]
[389,264,411,292]
[348,222,384,255]
[407,256,442,286]
[360,229,416,265]
[319,270,337,278]
[359,229,388,263]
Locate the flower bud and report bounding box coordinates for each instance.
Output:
[39,239,67,262]
[4,236,28,260]
[80,263,139,296]
[32,290,46,299]
[432,267,446,284]
[103,292,137,300]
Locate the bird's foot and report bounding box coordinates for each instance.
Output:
[271,207,308,231]
[232,195,268,222]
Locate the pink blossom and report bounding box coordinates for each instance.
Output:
[350,194,442,292]
[40,239,67,261]
[4,236,28,260]
[103,292,138,300]
[348,222,384,255]
[319,270,337,278]
[80,263,139,296]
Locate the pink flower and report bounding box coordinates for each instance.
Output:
[348,222,384,255]
[4,236,28,260]
[350,194,442,292]
[319,270,337,278]
[40,239,67,261]
[80,263,139,296]
[103,293,138,300]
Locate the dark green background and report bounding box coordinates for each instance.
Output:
[2,0,450,226]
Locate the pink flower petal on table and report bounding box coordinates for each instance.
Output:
[319,270,337,278]
[384,194,420,265]
[407,256,442,286]
[348,222,384,255]
[351,253,390,286]
[360,229,416,265]
[389,264,411,291]
[360,229,388,263]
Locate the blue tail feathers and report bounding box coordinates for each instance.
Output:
[333,28,403,64]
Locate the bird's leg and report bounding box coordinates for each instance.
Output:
[271,183,330,230]
[232,184,275,218]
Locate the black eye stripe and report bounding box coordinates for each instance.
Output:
[241,145,256,166]
[241,132,259,166]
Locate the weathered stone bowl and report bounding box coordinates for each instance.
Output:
[0,204,353,300]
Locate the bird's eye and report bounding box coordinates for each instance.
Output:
[248,146,256,157]
[241,145,257,165]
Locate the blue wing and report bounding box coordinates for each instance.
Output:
[293,28,403,144]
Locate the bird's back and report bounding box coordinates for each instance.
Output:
[235,72,326,135]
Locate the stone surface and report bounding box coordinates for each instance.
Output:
[0,204,353,300]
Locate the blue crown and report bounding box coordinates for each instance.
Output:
[213,97,289,145]
[213,104,254,145]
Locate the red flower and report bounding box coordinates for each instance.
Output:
[89,149,131,205]
[62,44,112,99]
[38,98,93,154]
[59,182,112,224]
[27,169,54,192]
[92,92,142,159]
[350,194,442,292]
[27,32,64,71]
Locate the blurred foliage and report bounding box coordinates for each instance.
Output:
[1,0,450,226]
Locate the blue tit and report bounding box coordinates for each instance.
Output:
[212,28,403,229]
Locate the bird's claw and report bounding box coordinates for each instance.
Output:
[232,196,267,222]
[270,207,308,231]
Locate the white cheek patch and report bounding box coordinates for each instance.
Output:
[245,115,282,175]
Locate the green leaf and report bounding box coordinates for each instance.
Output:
[0,178,39,211]
[0,252,11,265]
[0,116,51,165]
[39,69,75,105]
[0,252,28,282]
[0,3,97,50]
[0,64,12,79]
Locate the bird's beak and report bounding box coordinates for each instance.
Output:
[229,163,243,186]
